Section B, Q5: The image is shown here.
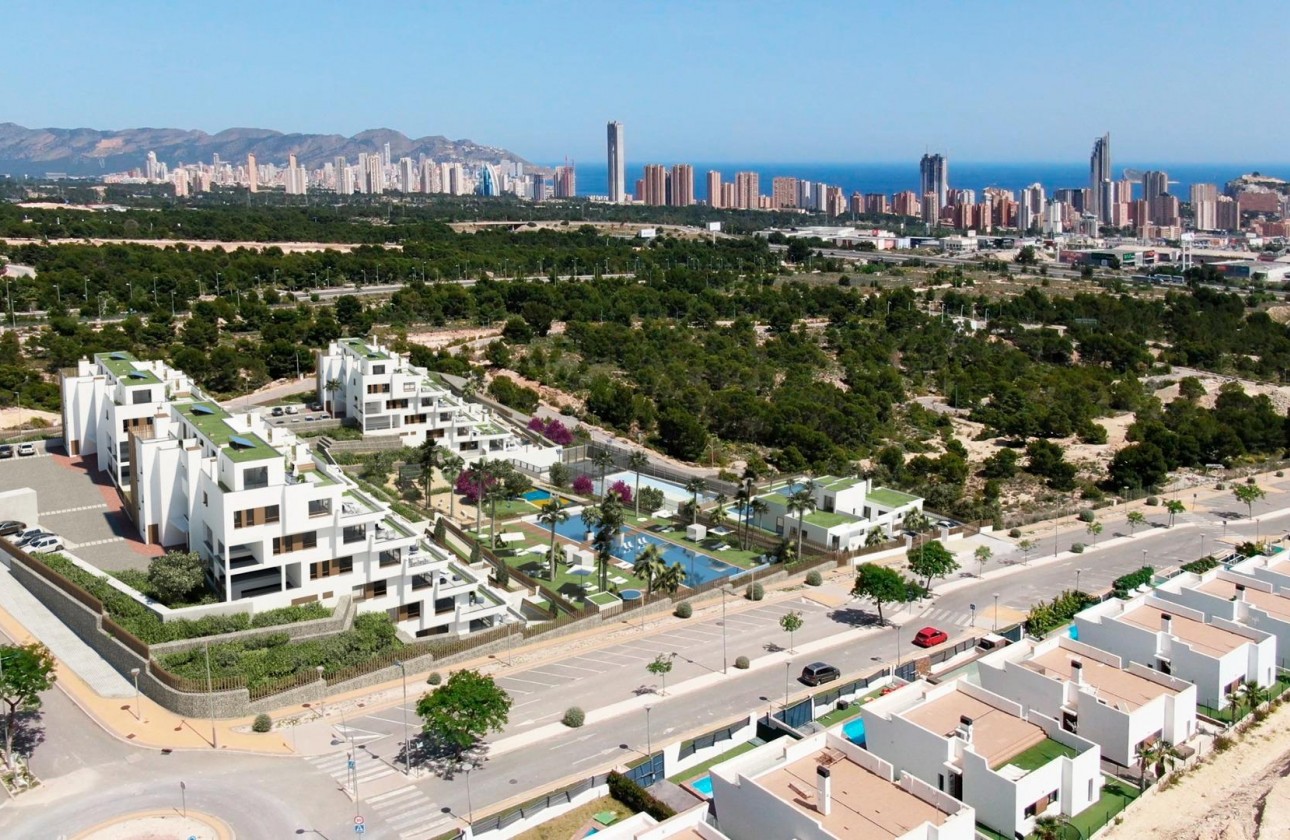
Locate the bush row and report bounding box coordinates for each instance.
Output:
[607,771,676,822]
[1025,589,1096,637]
[1113,565,1155,598]
[1180,556,1221,575]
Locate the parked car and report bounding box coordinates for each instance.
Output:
[285,405,299,415]
[308,402,322,412]
[16,443,36,456]
[912,626,949,648]
[0,520,25,537]
[271,406,284,417]
[799,662,841,686]
[25,535,63,552]
[0,444,13,458]
[15,528,53,547]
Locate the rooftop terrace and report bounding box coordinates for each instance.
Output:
[1025,648,1177,712]
[867,487,920,508]
[98,351,161,385]
[901,687,1047,770]
[1120,603,1248,658]
[340,337,390,361]
[173,401,278,463]
[1197,577,1290,622]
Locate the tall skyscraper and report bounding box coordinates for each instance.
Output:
[670,164,694,206]
[606,121,625,203]
[420,159,438,194]
[734,171,759,209]
[399,157,416,193]
[1089,133,1112,222]
[706,171,722,208]
[1190,183,1218,204]
[285,154,307,195]
[383,142,392,168]
[145,151,159,182]
[919,153,949,212]
[1142,170,1169,202]
[554,164,576,198]
[246,153,258,192]
[772,177,798,209]
[642,164,668,205]
[334,156,352,195]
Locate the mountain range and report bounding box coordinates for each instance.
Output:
[0,123,529,177]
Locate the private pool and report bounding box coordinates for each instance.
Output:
[843,717,866,746]
[691,774,714,796]
[522,489,553,503]
[553,513,745,587]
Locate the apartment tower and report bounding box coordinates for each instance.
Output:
[606,121,625,203]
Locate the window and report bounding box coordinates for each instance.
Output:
[343,524,366,544]
[392,602,421,622]
[310,556,353,580]
[244,466,269,489]
[308,499,331,518]
[354,579,388,601]
[234,505,280,528]
[366,383,390,394]
[273,531,317,555]
[372,364,385,375]
[403,382,416,393]
[203,491,209,507]
[386,399,409,410]
[264,504,280,523]
[379,549,401,568]
[131,389,151,405]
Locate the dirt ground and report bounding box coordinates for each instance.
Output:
[1101,701,1290,840]
[0,406,59,431]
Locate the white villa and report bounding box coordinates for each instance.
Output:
[751,476,923,552]
[61,352,515,638]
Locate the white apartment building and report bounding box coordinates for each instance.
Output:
[860,679,1102,839]
[709,730,975,840]
[977,635,1198,766]
[1155,566,1290,667]
[751,476,923,552]
[316,338,560,468]
[1074,594,1276,711]
[62,353,514,639]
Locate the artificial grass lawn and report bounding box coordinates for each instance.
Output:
[1062,777,1140,839]
[667,741,758,783]
[995,737,1080,773]
[511,794,633,840]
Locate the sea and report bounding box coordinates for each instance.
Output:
[552,162,1289,204]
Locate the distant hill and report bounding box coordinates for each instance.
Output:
[0,123,529,177]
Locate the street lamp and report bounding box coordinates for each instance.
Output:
[784,661,792,709]
[203,642,217,749]
[1076,568,1085,593]
[130,667,141,720]
[644,705,653,756]
[316,665,326,720]
[993,593,1000,632]
[894,625,902,668]
[395,661,412,776]
[720,586,729,674]
[969,603,976,628]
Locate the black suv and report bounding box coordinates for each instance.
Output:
[0,444,12,458]
[799,662,841,686]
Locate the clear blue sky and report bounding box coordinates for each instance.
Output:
[7,0,1288,163]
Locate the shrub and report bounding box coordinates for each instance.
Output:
[1025,589,1096,637]
[1008,528,1022,538]
[572,474,595,496]
[562,707,585,728]
[1247,476,1257,485]
[252,713,273,733]
[746,582,764,601]
[607,772,676,821]
[1214,734,1234,753]
[1070,542,1085,553]
[674,602,692,619]
[1215,483,1226,491]
[805,570,823,586]
[1181,556,1220,575]
[1077,509,1095,523]
[607,480,633,505]
[1145,496,1160,506]
[494,565,510,588]
[427,672,442,686]
[433,518,446,543]
[1113,565,1154,598]
[734,655,750,669]
[637,487,665,513]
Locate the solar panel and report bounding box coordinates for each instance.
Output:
[229,435,256,449]
[191,404,215,415]
[112,352,129,360]
[128,372,148,379]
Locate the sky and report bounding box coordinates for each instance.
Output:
[6,0,1289,164]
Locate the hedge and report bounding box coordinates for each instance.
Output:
[1181,556,1220,575]
[35,553,331,644]
[1025,590,1096,637]
[608,772,676,821]
[1113,565,1155,598]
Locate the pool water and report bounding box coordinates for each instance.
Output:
[843,717,866,746]
[553,513,745,587]
[691,774,714,795]
[523,489,552,503]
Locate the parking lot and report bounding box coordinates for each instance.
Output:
[0,441,157,571]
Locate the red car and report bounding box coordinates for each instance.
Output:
[912,626,949,648]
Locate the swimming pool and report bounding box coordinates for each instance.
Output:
[522,489,552,503]
[597,471,715,506]
[691,774,714,796]
[843,717,866,746]
[553,513,745,587]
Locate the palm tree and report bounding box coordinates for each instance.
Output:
[537,497,570,581]
[734,487,751,549]
[471,455,490,535]
[461,369,484,399]
[1239,679,1270,718]
[655,562,685,595]
[684,477,708,524]
[628,450,649,517]
[749,498,769,546]
[633,544,666,595]
[1031,816,1064,840]
[583,493,624,591]
[439,454,464,520]
[786,487,817,561]
[1136,740,1163,790]
[1153,741,1185,781]
[592,449,615,496]
[324,377,341,415]
[417,438,441,503]
[710,493,728,533]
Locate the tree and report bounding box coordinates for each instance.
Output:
[1032,817,1063,840]
[657,407,708,462]
[973,545,992,578]
[1165,499,1185,528]
[734,487,751,549]
[786,486,817,561]
[323,377,341,414]
[146,551,206,605]
[1233,483,1266,519]
[779,610,804,653]
[906,540,959,593]
[1135,740,1163,790]
[415,669,512,761]
[852,563,910,626]
[1086,521,1104,546]
[591,449,616,495]
[1015,245,1039,266]
[646,653,675,695]
[684,477,708,524]
[1126,510,1147,534]
[0,643,56,767]
[537,497,570,582]
[903,510,930,534]
[632,544,666,595]
[628,450,650,517]
[1153,741,1185,781]
[709,493,728,532]
[417,438,441,502]
[1018,538,1034,565]
[749,498,769,545]
[581,491,625,591]
[654,562,684,594]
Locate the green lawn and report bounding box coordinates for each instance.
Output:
[868,487,920,508]
[1062,777,1140,839]
[667,741,758,783]
[995,738,1080,773]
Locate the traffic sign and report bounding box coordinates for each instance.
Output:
[354,825,365,835]
[355,816,365,825]
[348,759,356,770]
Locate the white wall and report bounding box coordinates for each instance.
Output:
[0,488,38,528]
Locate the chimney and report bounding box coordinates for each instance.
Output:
[958,715,974,744]
[1235,584,1246,602]
[1160,613,1173,634]
[1070,659,1084,685]
[816,765,832,816]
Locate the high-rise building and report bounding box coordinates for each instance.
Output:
[772,177,798,209]
[1216,196,1240,230]
[530,173,546,202]
[919,153,949,213]
[606,121,626,203]
[825,186,845,217]
[865,193,890,215]
[706,171,722,208]
[554,164,576,198]
[145,151,159,183]
[1190,183,1218,205]
[1149,194,1181,226]
[334,156,352,195]
[670,164,694,206]
[285,154,307,195]
[1142,171,1169,202]
[363,154,384,194]
[171,168,189,198]
[734,171,760,210]
[796,180,812,211]
[1193,200,1217,231]
[420,159,438,194]
[893,191,920,217]
[1089,133,1112,222]
[642,164,668,205]
[921,193,939,225]
[720,182,735,209]
[246,153,258,192]
[398,157,416,193]
[479,165,500,197]
[383,142,392,168]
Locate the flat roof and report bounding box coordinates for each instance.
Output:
[868,487,919,507]
[1026,648,1178,711]
[97,351,161,385]
[1197,578,1290,622]
[804,510,858,528]
[757,749,949,839]
[341,337,390,360]
[1120,604,1247,657]
[173,401,278,463]
[901,687,1046,768]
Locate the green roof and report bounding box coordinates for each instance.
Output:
[821,475,865,491]
[803,510,859,529]
[342,338,389,361]
[98,351,160,385]
[868,487,920,508]
[173,401,278,463]
[994,738,1079,773]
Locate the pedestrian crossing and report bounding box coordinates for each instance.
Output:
[916,605,979,629]
[306,748,399,791]
[365,786,459,840]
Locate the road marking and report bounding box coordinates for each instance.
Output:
[366,786,456,839]
[360,714,411,726]
[63,536,125,550]
[39,503,109,516]
[498,675,562,688]
[542,661,601,674]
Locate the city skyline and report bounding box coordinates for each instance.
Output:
[5,1,1289,164]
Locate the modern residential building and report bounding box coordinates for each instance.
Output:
[315,338,559,467]
[1074,594,1276,711]
[749,476,922,552]
[772,176,798,209]
[642,164,668,206]
[1142,171,1169,202]
[1155,565,1290,666]
[734,171,760,210]
[607,120,626,204]
[671,164,695,207]
[246,153,258,192]
[1089,133,1112,222]
[710,730,976,840]
[60,352,515,638]
[706,170,723,208]
[919,153,949,213]
[977,635,1198,766]
[554,163,576,198]
[860,679,1102,839]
